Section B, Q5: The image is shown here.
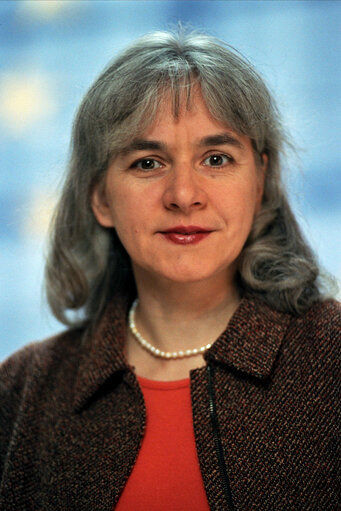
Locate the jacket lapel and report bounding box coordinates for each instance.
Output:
[73,298,131,412]
[41,297,146,510]
[204,296,292,378]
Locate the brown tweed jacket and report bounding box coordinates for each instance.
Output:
[0,296,340,510]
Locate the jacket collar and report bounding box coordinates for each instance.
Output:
[73,295,292,410]
[204,296,292,379]
[73,296,131,412]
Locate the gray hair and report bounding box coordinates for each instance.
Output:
[45,28,326,326]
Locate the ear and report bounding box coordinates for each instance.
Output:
[91,180,115,228]
[256,152,268,211]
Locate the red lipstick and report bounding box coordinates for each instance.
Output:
[160,225,212,245]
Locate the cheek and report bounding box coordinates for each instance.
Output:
[109,180,161,224]
[106,184,134,222]
[109,194,149,243]
[215,181,259,220]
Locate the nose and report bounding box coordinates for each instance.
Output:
[162,165,207,214]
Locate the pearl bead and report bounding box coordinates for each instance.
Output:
[128,299,213,360]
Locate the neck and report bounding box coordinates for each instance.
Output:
[131,269,241,354]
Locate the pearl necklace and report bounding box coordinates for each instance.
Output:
[128,299,212,359]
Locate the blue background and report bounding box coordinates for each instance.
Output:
[1,0,340,360]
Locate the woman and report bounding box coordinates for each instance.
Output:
[0,30,339,510]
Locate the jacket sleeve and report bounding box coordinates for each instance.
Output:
[0,345,35,478]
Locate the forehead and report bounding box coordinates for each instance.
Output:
[150,86,220,127]
[118,90,252,155]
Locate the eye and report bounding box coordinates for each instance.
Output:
[132,158,163,171]
[202,154,232,167]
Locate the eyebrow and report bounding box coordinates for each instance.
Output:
[198,133,245,150]
[119,139,166,155]
[119,132,245,156]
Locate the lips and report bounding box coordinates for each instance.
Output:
[159,225,213,245]
[162,225,211,234]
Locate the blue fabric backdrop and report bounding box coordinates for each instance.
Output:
[1,0,340,360]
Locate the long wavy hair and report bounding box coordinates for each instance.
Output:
[45,28,326,327]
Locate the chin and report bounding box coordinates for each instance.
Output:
[155,264,227,284]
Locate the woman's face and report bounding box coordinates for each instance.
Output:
[91,90,266,289]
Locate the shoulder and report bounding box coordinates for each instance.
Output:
[305,298,340,321]
[287,299,340,344]
[0,327,85,400]
[279,300,340,383]
[0,328,86,458]
[0,328,88,480]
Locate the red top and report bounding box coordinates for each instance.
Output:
[115,375,210,510]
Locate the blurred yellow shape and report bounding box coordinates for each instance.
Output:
[0,73,56,135]
[22,187,58,239]
[17,0,73,21]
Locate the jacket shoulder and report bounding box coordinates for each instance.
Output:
[293,299,340,340]
[283,299,340,372]
[0,328,85,390]
[0,329,85,465]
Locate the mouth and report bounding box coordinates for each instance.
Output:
[161,225,212,234]
[159,225,213,245]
